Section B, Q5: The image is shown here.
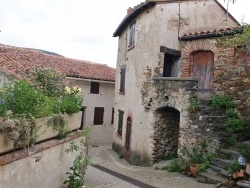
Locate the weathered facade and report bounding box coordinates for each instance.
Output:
[112,0,246,166]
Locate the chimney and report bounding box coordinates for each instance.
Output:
[127,7,134,15]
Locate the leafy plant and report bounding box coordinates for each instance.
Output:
[0,80,54,118]
[165,159,181,172]
[219,23,250,54]
[227,160,243,174]
[64,127,91,188]
[237,143,250,163]
[226,108,237,118]
[226,117,247,133]
[211,94,232,109]
[35,67,65,97]
[179,142,213,173]
[47,114,70,139]
[226,137,237,148]
[187,99,200,113]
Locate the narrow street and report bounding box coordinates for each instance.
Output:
[85,144,215,188]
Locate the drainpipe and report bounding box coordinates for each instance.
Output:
[178,1,181,39]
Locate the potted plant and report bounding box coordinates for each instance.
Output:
[180,142,213,177]
[238,143,250,175]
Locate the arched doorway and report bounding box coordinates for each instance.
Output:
[192,50,214,89]
[152,107,180,163]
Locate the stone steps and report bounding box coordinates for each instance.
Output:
[211,158,233,170]
[220,149,239,160]
[197,172,228,185]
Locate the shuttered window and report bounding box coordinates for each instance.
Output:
[90,82,100,94]
[128,22,136,48]
[111,108,114,124]
[117,110,124,137]
[119,65,126,93]
[93,107,104,125]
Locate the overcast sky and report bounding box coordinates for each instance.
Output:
[0,0,249,68]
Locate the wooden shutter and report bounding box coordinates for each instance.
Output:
[90,82,100,94]
[119,66,126,92]
[94,107,104,125]
[111,108,114,124]
[125,117,132,150]
[117,110,124,136]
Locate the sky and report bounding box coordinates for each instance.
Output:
[0,0,249,68]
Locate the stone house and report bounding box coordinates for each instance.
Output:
[112,0,249,166]
[0,44,116,144]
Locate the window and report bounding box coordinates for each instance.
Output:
[90,82,100,94]
[117,110,124,136]
[119,65,126,93]
[93,107,104,125]
[111,108,114,124]
[128,22,135,48]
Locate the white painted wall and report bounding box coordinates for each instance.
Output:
[68,78,115,145]
[0,138,80,188]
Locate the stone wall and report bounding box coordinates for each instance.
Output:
[214,47,250,122]
[152,108,180,162]
[149,78,199,162]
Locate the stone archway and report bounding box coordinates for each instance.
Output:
[152,106,180,163]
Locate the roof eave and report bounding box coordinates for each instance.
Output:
[179,28,243,41]
[113,2,155,37]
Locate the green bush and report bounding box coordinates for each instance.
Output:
[226,108,237,118]
[211,94,232,109]
[187,99,200,113]
[227,160,243,174]
[165,159,181,172]
[0,80,54,118]
[60,93,83,114]
[226,117,247,133]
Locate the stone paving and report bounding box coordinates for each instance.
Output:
[85,144,215,188]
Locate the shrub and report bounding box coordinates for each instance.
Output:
[226,117,247,133]
[227,160,243,174]
[226,108,237,118]
[165,159,181,172]
[187,99,200,113]
[211,94,232,109]
[35,68,65,97]
[0,80,54,118]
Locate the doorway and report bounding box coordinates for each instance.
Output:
[192,50,214,89]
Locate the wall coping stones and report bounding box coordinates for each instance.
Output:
[0,131,80,166]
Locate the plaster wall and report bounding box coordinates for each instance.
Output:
[0,137,80,188]
[113,0,240,165]
[68,78,115,144]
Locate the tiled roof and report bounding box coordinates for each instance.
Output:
[180,26,242,41]
[0,44,116,82]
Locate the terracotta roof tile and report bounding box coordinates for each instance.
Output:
[182,26,242,37]
[0,44,115,82]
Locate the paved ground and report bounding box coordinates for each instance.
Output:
[85,144,215,188]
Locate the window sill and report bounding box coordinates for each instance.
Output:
[119,91,125,95]
[116,132,122,139]
[127,45,135,51]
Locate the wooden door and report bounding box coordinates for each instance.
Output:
[125,117,132,151]
[192,51,214,89]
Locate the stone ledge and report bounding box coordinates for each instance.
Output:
[153,77,199,81]
[0,131,80,166]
